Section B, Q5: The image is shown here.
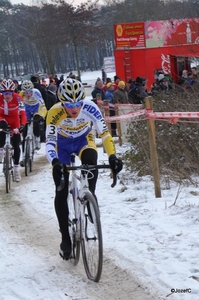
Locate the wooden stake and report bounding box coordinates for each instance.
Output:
[145,97,161,198]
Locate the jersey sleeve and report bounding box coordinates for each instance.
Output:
[16,94,27,125]
[45,106,59,164]
[82,100,116,156]
[35,89,47,118]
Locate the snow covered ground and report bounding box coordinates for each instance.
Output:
[0,70,199,299]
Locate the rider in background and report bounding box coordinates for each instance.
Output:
[45,78,123,260]
[20,80,47,166]
[0,79,27,182]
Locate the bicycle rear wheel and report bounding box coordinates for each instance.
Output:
[80,191,103,282]
[4,145,11,193]
[68,191,80,265]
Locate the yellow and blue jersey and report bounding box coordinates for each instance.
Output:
[20,88,47,120]
[45,98,116,165]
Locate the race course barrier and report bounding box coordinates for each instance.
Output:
[98,97,199,198]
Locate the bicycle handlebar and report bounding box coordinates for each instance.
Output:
[0,127,12,134]
[57,164,118,191]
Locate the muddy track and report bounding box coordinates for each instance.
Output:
[0,154,158,300]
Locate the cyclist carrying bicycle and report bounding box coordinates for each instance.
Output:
[20,80,47,166]
[46,78,123,260]
[0,79,27,182]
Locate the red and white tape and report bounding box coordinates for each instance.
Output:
[146,112,199,119]
[104,109,146,122]
[103,109,199,122]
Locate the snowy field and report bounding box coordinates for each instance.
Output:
[0,70,199,299]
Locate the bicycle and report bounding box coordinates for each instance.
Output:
[0,127,14,193]
[24,114,35,176]
[58,153,117,282]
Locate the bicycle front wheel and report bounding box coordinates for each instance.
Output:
[4,145,11,193]
[80,191,103,282]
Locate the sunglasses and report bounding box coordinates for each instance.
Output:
[2,91,13,95]
[24,90,32,94]
[64,102,82,109]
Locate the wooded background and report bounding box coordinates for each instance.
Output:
[0,0,199,79]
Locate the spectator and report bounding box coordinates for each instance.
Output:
[30,75,48,107]
[91,79,105,100]
[46,84,58,110]
[182,72,199,90]
[57,74,64,86]
[50,78,56,85]
[113,80,128,104]
[41,78,47,89]
[127,78,135,91]
[113,75,121,91]
[13,79,21,93]
[158,73,164,83]
[53,74,59,86]
[178,70,188,85]
[191,67,199,80]
[69,74,76,79]
[105,82,117,137]
[103,77,112,93]
[128,76,148,104]
[164,73,173,84]
[152,76,173,94]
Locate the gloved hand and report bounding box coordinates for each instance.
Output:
[13,128,19,134]
[109,154,123,174]
[18,124,25,133]
[52,158,64,177]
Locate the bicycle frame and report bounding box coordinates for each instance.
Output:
[70,156,81,240]
[62,153,117,282]
[25,116,35,150]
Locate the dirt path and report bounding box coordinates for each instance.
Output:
[0,154,158,300]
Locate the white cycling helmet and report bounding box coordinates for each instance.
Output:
[57,78,85,103]
[0,79,15,92]
[21,80,34,91]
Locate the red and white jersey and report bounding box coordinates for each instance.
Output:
[0,93,27,129]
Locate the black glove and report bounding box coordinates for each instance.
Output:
[52,158,64,176]
[109,154,123,174]
[19,124,25,133]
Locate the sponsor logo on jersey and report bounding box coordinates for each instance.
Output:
[82,104,102,120]
[50,109,65,125]
[58,122,89,139]
[62,119,73,127]
[76,118,85,125]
